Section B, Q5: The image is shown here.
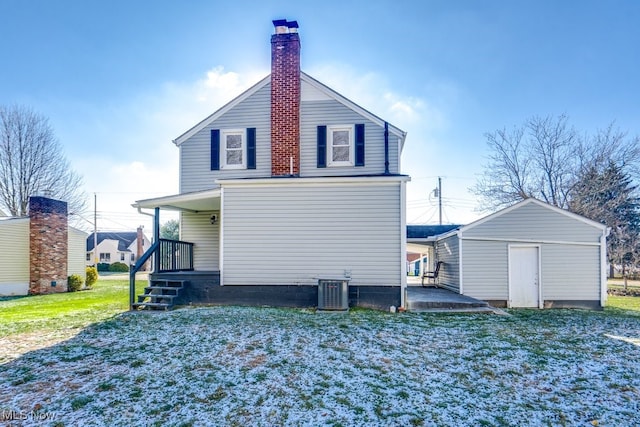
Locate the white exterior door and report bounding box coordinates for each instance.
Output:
[509,246,540,308]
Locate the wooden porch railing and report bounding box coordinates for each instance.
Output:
[129,238,194,309]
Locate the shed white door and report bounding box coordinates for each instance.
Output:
[509,246,539,308]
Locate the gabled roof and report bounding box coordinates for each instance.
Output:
[407,224,461,239]
[172,72,406,148]
[459,198,608,234]
[86,231,142,252]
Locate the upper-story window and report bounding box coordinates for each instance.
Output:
[328,125,354,167]
[317,124,365,169]
[211,128,256,171]
[221,129,246,169]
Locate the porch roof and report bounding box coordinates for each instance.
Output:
[133,188,221,212]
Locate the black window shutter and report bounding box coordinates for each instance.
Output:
[317,125,327,168]
[355,123,365,167]
[247,127,256,169]
[211,129,220,170]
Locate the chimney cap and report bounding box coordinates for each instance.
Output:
[272,19,298,34]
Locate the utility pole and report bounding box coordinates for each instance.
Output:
[432,177,443,225]
[94,193,98,265]
[438,176,442,225]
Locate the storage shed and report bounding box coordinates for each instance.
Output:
[433,198,608,309]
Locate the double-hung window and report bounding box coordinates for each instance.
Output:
[327,125,354,167]
[221,129,246,169]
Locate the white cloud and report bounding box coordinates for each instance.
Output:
[67,66,268,231]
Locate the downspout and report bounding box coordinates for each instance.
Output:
[384,121,390,175]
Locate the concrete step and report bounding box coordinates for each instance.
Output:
[132,302,171,310]
[408,306,498,314]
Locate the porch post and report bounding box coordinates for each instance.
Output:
[154,207,160,272]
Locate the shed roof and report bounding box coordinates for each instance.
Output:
[407,224,461,239]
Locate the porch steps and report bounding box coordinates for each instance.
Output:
[133,279,188,311]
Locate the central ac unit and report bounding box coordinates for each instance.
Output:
[318,279,349,311]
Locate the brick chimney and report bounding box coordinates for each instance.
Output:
[271,19,301,177]
[29,196,68,294]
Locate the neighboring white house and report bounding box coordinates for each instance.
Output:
[133,19,409,310]
[86,229,151,267]
[408,198,609,309]
[0,197,88,296]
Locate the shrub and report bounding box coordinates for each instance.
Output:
[97,263,110,272]
[109,262,129,272]
[68,274,84,292]
[85,266,98,288]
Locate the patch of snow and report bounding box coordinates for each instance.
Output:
[1,307,639,426]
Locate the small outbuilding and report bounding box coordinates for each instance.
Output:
[409,198,609,309]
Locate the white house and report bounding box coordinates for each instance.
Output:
[133,19,409,310]
[86,229,151,267]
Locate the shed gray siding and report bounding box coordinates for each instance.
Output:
[221,181,403,287]
[463,201,602,243]
[461,240,510,300]
[300,100,399,176]
[461,240,601,302]
[179,83,272,193]
[435,234,460,292]
[541,244,600,300]
[181,211,220,271]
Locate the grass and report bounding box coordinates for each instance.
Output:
[0,279,145,337]
[606,295,640,312]
[1,278,639,338]
[2,305,639,426]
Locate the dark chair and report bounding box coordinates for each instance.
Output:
[422,261,443,287]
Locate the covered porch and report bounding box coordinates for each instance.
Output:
[129,189,222,310]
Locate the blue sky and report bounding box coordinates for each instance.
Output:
[1,0,638,231]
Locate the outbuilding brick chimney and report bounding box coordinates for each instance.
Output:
[29,196,68,294]
[271,19,301,177]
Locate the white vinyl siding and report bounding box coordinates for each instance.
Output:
[0,218,29,295]
[435,235,460,292]
[301,100,399,176]
[68,227,88,280]
[179,83,271,192]
[181,211,220,271]
[221,181,402,287]
[463,201,602,243]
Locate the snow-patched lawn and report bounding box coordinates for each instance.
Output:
[1,307,639,426]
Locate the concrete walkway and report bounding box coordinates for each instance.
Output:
[406,286,504,314]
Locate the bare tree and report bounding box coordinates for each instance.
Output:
[473,115,640,211]
[472,115,579,211]
[0,104,86,216]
